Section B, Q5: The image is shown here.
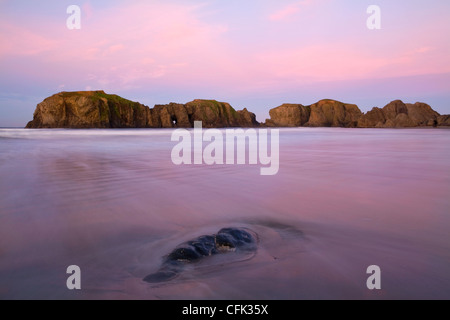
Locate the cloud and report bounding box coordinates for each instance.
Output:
[252,42,450,86]
[0,2,230,90]
[269,0,312,21]
[82,1,94,20]
[255,45,385,82]
[0,22,57,56]
[415,47,434,54]
[1,1,449,97]
[104,44,124,55]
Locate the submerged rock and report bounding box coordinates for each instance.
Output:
[143,227,258,283]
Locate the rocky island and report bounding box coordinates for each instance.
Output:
[265,99,449,128]
[25,91,258,129]
[25,91,449,128]
[264,100,362,127]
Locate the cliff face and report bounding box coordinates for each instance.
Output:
[266,104,311,127]
[25,91,150,129]
[358,100,440,128]
[406,102,441,126]
[153,100,258,128]
[26,92,258,129]
[266,99,447,128]
[266,100,361,128]
[437,115,450,127]
[306,100,362,127]
[25,91,448,129]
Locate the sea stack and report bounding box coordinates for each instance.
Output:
[357,100,440,128]
[265,99,362,128]
[26,91,449,129]
[25,91,259,129]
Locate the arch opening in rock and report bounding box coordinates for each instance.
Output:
[171,115,178,126]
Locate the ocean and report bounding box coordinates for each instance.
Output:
[0,128,449,299]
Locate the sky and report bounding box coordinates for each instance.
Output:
[1,0,450,127]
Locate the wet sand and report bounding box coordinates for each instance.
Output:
[0,128,449,299]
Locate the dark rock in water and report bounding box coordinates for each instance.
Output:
[143,228,258,283]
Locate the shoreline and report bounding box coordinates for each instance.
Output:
[3,126,449,130]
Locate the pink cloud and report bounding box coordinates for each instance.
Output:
[0,22,57,56]
[82,1,94,20]
[254,45,386,82]
[252,43,450,86]
[104,44,124,55]
[269,0,312,21]
[415,47,434,54]
[1,1,449,96]
[0,2,231,90]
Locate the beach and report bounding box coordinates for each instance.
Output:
[0,128,449,299]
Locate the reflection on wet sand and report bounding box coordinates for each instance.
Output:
[0,128,449,299]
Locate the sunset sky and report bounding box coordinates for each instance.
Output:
[1,0,450,126]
